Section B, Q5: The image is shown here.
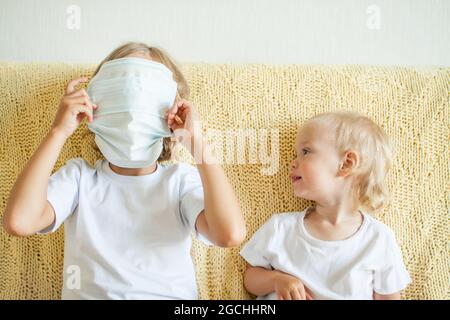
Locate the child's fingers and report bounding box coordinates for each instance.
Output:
[68,95,96,121]
[174,115,184,125]
[71,104,93,122]
[298,285,307,300]
[167,110,177,127]
[168,102,179,117]
[167,113,184,127]
[178,99,192,108]
[65,77,89,95]
[282,291,292,300]
[67,95,96,112]
[291,289,302,300]
[305,287,314,300]
[175,98,187,108]
[167,100,190,128]
[168,99,190,116]
[167,113,175,126]
[66,89,97,115]
[66,88,89,98]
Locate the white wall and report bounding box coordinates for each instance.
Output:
[0,0,448,66]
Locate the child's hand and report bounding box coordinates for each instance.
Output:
[51,77,97,139]
[273,271,314,300]
[165,99,203,149]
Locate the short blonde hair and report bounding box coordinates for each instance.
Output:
[83,41,189,162]
[303,111,393,212]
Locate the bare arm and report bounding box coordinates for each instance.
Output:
[2,128,67,236]
[244,264,313,300]
[2,77,95,236]
[167,99,246,247]
[244,265,281,296]
[194,142,246,247]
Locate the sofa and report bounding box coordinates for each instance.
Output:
[0,62,448,299]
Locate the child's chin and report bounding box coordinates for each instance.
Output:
[293,187,308,199]
[293,187,316,201]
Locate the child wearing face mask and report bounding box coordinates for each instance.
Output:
[240,112,411,300]
[3,42,246,299]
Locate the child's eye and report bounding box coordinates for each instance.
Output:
[302,148,310,155]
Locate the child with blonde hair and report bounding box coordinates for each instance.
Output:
[3,42,246,299]
[240,111,411,300]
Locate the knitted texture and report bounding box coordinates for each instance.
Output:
[0,63,448,300]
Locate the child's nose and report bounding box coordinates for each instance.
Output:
[291,159,297,169]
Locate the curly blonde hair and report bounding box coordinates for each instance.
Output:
[304,111,393,212]
[83,41,189,162]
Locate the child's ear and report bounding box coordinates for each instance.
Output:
[338,151,359,177]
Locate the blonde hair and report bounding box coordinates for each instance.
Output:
[83,41,189,162]
[304,111,393,212]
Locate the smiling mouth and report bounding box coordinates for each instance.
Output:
[291,175,302,182]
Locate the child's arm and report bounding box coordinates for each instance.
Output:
[373,292,401,300]
[194,142,246,247]
[2,77,96,236]
[166,99,246,247]
[3,127,67,236]
[244,264,313,300]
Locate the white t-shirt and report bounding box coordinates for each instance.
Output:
[38,157,211,300]
[240,209,411,300]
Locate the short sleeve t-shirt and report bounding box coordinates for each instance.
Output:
[38,157,211,299]
[240,209,411,300]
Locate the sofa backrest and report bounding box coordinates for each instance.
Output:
[0,63,448,299]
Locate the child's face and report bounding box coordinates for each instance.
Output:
[290,123,344,203]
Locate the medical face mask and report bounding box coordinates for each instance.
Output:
[87,57,177,168]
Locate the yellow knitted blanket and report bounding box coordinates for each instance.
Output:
[0,63,448,300]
